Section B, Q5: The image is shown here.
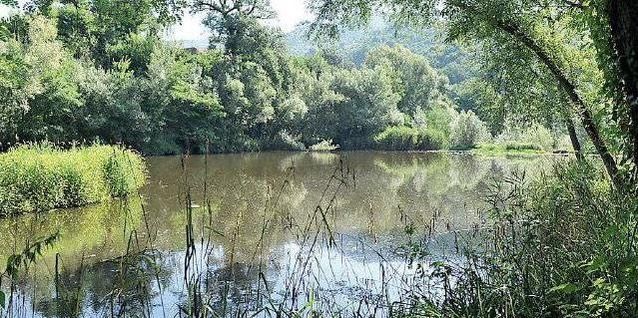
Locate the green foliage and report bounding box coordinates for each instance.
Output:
[365,45,446,116]
[107,32,159,74]
[451,77,505,134]
[430,161,638,317]
[48,0,182,67]
[331,66,404,148]
[495,122,555,152]
[0,41,28,149]
[1,2,496,155]
[419,102,458,149]
[1,0,579,157]
[0,144,146,216]
[76,61,149,148]
[141,45,223,154]
[103,148,146,198]
[450,110,490,150]
[0,16,84,146]
[374,126,423,151]
[309,0,638,188]
[290,55,345,146]
[373,102,457,152]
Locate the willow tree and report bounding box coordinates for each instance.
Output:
[365,45,448,118]
[459,31,589,160]
[13,0,183,70]
[311,0,637,189]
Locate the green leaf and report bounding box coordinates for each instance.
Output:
[550,283,579,294]
[0,290,5,309]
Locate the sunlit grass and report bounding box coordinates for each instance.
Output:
[0,143,146,216]
[472,142,549,156]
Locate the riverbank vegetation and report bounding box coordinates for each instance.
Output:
[0,1,581,156]
[0,144,145,216]
[311,0,638,316]
[420,160,638,317]
[2,0,638,316]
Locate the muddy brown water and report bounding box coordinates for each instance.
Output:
[0,151,555,317]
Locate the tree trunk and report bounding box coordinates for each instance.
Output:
[608,0,638,180]
[454,2,622,187]
[494,20,621,188]
[565,115,584,161]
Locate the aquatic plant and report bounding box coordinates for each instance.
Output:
[0,143,146,216]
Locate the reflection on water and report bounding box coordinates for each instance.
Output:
[0,152,556,317]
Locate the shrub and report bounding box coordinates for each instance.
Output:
[420,104,456,149]
[374,126,422,150]
[309,139,340,152]
[0,143,146,216]
[422,126,451,150]
[496,122,554,151]
[450,110,491,149]
[374,121,455,151]
[504,142,544,151]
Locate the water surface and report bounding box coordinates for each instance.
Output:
[0,151,554,317]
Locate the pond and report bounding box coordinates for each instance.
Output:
[0,151,556,317]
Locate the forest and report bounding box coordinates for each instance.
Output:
[0,0,591,155]
[1,0,638,317]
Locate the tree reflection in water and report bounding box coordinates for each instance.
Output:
[0,152,554,317]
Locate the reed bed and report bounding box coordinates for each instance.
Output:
[0,143,146,216]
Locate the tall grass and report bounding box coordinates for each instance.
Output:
[420,161,638,317]
[0,143,146,216]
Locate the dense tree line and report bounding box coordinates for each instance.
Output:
[0,0,581,156]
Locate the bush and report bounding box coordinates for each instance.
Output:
[0,143,146,216]
[422,126,451,150]
[496,122,554,151]
[419,104,457,149]
[450,110,491,149]
[504,142,544,151]
[309,139,340,152]
[374,126,422,150]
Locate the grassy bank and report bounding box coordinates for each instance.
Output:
[0,144,146,216]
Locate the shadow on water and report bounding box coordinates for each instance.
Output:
[0,151,555,317]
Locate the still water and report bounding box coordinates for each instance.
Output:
[0,151,554,317]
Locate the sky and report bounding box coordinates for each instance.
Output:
[0,0,313,41]
[0,5,18,19]
[166,0,313,42]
